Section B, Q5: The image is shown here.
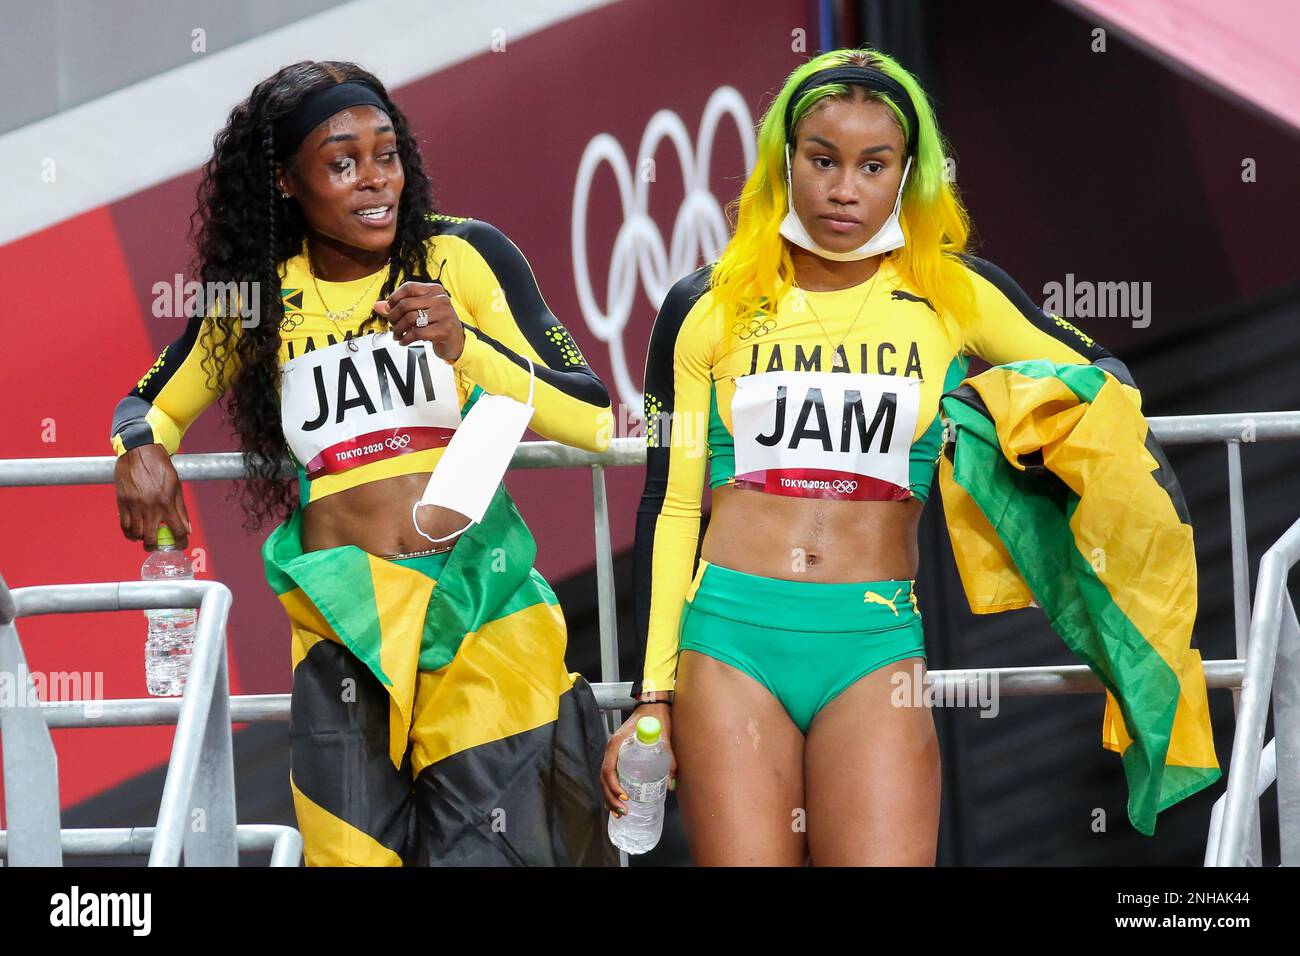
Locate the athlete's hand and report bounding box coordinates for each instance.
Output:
[601,702,677,817]
[373,280,465,362]
[114,443,192,551]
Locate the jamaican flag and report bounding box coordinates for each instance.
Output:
[262,482,617,866]
[938,360,1220,836]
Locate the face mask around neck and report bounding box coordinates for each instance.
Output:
[778,147,913,262]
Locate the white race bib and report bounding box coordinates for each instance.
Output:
[280,332,462,479]
[731,370,921,500]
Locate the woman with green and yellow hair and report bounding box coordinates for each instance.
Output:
[604,47,1135,865]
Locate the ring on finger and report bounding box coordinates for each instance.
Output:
[414,308,429,328]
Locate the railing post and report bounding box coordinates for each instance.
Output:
[591,463,631,868]
[591,464,621,734]
[181,645,238,866]
[1227,440,1252,708]
[1224,439,1263,863]
[147,581,236,866]
[0,573,63,865]
[1273,589,1300,865]
[1217,542,1291,865]
[1203,739,1277,866]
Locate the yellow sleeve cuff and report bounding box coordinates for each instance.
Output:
[450,324,488,374]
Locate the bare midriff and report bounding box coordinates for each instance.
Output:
[701,483,922,582]
[300,471,470,557]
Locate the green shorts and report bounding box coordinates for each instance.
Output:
[678,558,926,734]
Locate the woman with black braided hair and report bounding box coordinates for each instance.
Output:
[110,61,617,866]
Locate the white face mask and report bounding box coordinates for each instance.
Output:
[778,147,913,262]
[410,347,536,545]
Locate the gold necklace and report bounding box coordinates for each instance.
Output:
[795,265,882,371]
[307,251,388,342]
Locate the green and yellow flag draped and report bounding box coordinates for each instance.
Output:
[938,360,1220,836]
[263,481,616,866]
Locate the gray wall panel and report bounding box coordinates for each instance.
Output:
[0,0,353,134]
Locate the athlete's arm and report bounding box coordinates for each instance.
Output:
[110,313,239,549]
[441,220,613,452]
[630,267,716,700]
[110,313,239,456]
[956,254,1135,387]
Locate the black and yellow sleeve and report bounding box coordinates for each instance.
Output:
[956,254,1135,387]
[630,266,716,698]
[435,218,613,452]
[110,313,238,457]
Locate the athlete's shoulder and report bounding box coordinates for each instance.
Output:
[952,252,1036,303]
[663,264,716,317]
[953,251,1110,359]
[651,263,721,347]
[425,213,517,258]
[952,251,1052,325]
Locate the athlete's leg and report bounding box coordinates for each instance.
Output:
[804,656,940,866]
[672,649,808,866]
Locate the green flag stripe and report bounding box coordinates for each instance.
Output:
[263,481,555,688]
[992,359,1106,404]
[417,566,560,672]
[942,393,1217,833]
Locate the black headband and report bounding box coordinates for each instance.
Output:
[784,66,920,154]
[273,80,391,158]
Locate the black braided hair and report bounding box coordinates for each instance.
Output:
[188,61,437,530]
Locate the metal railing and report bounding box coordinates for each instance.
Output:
[0,825,303,867]
[1147,412,1300,866]
[1211,516,1300,865]
[0,409,1297,865]
[0,576,299,866]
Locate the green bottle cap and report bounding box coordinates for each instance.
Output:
[155,525,175,547]
[635,716,662,745]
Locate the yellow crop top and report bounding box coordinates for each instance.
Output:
[110,215,613,506]
[629,253,1134,696]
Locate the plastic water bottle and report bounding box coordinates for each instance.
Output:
[142,525,197,697]
[608,715,671,854]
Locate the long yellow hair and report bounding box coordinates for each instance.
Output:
[710,47,975,345]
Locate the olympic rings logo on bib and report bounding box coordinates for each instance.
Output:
[832,479,859,494]
[386,434,412,450]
